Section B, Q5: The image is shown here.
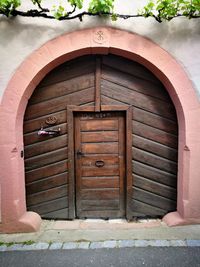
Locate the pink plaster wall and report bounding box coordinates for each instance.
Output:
[0,27,200,233]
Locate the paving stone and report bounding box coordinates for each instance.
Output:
[186,240,200,247]
[62,242,78,249]
[77,242,90,249]
[169,240,187,247]
[90,242,104,249]
[0,245,7,252]
[22,244,38,250]
[150,240,170,247]
[135,240,150,247]
[49,242,63,250]
[6,244,24,251]
[103,240,117,248]
[35,242,49,249]
[118,240,135,248]
[22,242,49,250]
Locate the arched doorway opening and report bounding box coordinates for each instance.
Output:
[24,54,178,220]
[1,27,200,233]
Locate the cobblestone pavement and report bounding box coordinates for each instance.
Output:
[1,220,200,251]
[0,239,200,251]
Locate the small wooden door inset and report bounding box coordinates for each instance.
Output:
[75,111,125,218]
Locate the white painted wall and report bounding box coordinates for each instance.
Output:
[0,0,200,101]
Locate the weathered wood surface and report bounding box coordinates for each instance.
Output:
[101,55,178,217]
[24,54,178,219]
[24,56,96,219]
[75,112,125,218]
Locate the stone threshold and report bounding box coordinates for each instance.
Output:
[51,219,162,230]
[1,220,200,245]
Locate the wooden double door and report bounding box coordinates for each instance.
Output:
[74,111,125,218]
[24,54,178,220]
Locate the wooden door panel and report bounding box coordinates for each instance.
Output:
[132,121,178,149]
[81,189,120,200]
[29,197,69,215]
[25,88,95,121]
[82,143,119,154]
[26,172,68,194]
[101,80,176,120]
[81,131,118,142]
[27,185,68,206]
[101,66,170,101]
[132,161,177,188]
[81,200,120,210]
[133,135,178,161]
[82,166,120,177]
[24,55,96,219]
[29,74,95,104]
[25,160,68,182]
[25,147,68,170]
[132,147,177,174]
[75,111,125,218]
[102,55,163,86]
[82,155,119,166]
[24,134,68,158]
[39,55,96,87]
[80,119,118,131]
[82,177,119,189]
[102,54,178,218]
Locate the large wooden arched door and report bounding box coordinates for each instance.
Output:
[23,54,178,220]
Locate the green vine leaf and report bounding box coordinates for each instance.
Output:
[52,4,67,19]
[88,0,114,14]
[31,0,42,4]
[0,0,21,16]
[0,0,199,22]
[111,13,117,21]
[141,0,200,21]
[68,0,83,9]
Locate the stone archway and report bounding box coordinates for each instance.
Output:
[0,27,200,233]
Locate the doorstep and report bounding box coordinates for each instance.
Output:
[0,219,200,245]
[52,218,161,230]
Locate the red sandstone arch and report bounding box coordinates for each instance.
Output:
[0,27,200,233]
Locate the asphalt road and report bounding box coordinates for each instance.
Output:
[1,247,200,267]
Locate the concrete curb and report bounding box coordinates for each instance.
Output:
[1,239,200,251]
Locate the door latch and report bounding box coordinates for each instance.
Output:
[77,150,84,158]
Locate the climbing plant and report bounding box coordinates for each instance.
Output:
[0,0,199,22]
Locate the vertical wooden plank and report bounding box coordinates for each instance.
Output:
[95,57,101,112]
[126,106,133,220]
[74,113,82,218]
[118,114,125,216]
[67,108,75,219]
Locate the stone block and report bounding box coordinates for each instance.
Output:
[118,240,135,248]
[49,242,63,250]
[62,242,78,249]
[186,240,200,247]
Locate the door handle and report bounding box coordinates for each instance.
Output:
[38,127,61,136]
[77,150,84,158]
[95,160,104,167]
